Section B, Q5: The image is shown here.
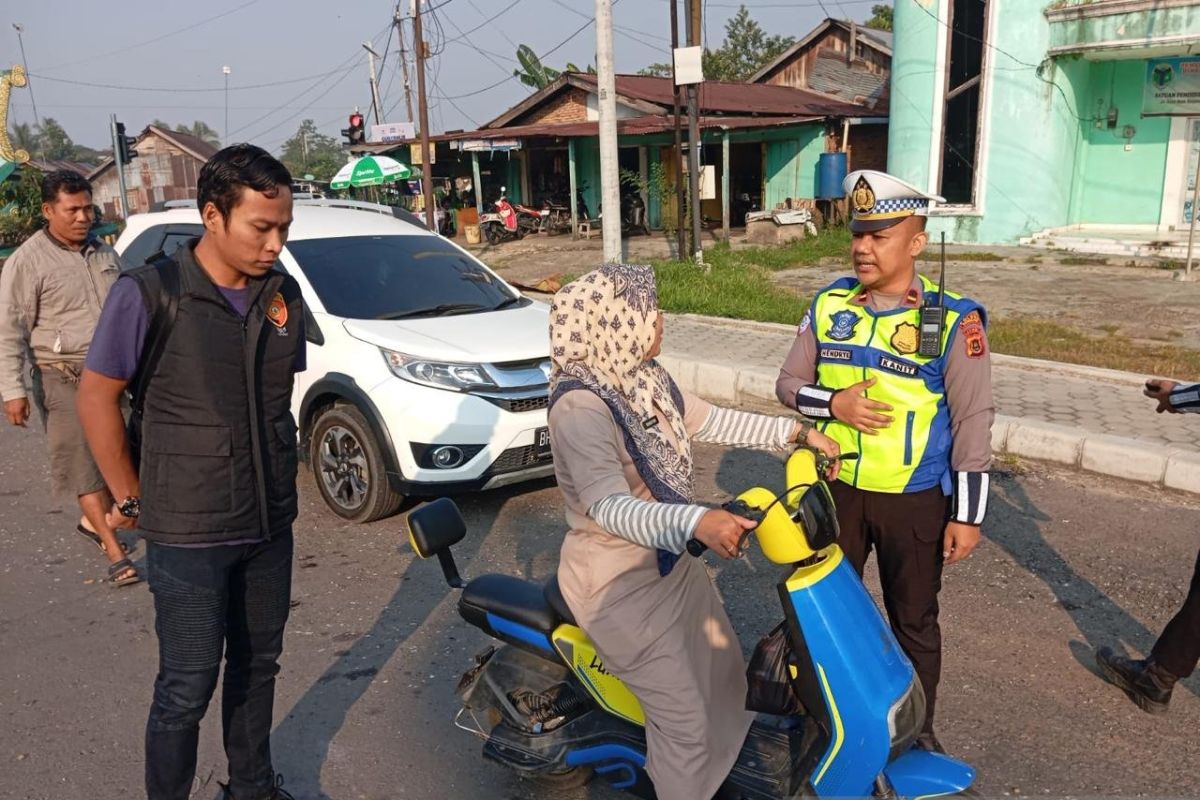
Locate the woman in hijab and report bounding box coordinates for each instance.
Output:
[548,263,840,800]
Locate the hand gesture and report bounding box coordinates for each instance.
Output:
[830,378,893,434]
[694,509,758,559]
[1144,379,1179,414]
[4,397,29,427]
[943,521,980,566]
[803,428,842,481]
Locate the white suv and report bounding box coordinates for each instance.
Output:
[116,201,553,523]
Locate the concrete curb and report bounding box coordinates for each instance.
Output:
[659,349,1200,496]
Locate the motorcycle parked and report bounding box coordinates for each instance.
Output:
[408,448,977,799]
[479,187,525,245]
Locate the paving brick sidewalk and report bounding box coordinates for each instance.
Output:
[659,314,1200,493]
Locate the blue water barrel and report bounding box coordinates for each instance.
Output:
[817,152,848,200]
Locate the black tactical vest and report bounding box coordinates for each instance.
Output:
[128,241,303,544]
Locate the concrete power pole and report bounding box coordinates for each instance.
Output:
[596,0,622,263]
[394,5,416,123]
[685,0,703,262]
[413,0,436,231]
[669,0,686,259]
[363,43,385,127]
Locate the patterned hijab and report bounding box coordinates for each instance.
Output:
[548,263,694,506]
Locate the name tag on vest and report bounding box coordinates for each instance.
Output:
[819,346,853,361]
[878,355,919,377]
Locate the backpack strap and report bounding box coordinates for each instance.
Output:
[129,254,180,416]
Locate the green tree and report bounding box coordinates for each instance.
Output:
[36,118,75,161]
[0,167,44,248]
[278,119,345,182]
[8,122,37,157]
[512,46,594,90]
[864,4,893,31]
[176,120,221,146]
[638,5,795,82]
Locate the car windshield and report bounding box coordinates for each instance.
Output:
[286,234,521,320]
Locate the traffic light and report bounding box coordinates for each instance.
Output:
[341,112,365,147]
[115,121,138,165]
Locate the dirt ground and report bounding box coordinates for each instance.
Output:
[470,232,1200,352]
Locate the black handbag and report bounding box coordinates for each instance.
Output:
[745,623,803,716]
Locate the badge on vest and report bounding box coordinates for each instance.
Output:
[890,321,919,356]
[826,310,861,341]
[266,292,289,336]
[878,355,918,377]
[819,346,853,361]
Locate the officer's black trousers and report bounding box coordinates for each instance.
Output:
[1151,549,1200,680]
[829,481,949,734]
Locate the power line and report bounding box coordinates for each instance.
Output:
[28,70,354,94]
[241,62,363,144]
[39,0,263,73]
[442,0,523,44]
[550,0,671,54]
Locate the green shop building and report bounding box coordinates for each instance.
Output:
[888,0,1200,250]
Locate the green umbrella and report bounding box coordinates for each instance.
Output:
[329,155,412,190]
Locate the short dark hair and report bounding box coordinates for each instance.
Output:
[42,170,92,203]
[196,144,292,222]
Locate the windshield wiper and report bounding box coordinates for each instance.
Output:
[380,303,490,320]
[492,296,525,311]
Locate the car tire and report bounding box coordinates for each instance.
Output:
[309,402,404,523]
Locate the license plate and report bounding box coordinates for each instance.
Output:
[535,427,552,459]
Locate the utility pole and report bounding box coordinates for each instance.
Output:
[222,65,231,145]
[412,0,436,231]
[363,43,385,127]
[301,129,309,171]
[394,4,416,124]
[685,0,703,262]
[596,0,621,263]
[669,1,685,259]
[12,24,41,131]
[109,114,129,219]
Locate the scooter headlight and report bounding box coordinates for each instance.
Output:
[887,678,926,761]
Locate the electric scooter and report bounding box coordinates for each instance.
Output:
[407,449,977,799]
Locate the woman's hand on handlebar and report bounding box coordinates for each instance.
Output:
[694,510,758,559]
[801,428,842,481]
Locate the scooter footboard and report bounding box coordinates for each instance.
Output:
[882,749,976,798]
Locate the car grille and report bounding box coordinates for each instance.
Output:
[484,394,549,413]
[491,444,552,474]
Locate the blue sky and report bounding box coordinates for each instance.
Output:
[5,0,879,152]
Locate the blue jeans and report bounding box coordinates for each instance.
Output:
[144,533,293,800]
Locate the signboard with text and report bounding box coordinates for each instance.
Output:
[1144,56,1200,117]
[370,122,415,143]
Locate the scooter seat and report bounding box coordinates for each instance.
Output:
[543,575,577,626]
[460,574,560,636]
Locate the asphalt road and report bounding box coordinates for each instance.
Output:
[1,422,1198,800]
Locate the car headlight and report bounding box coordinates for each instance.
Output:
[886,678,926,761]
[382,349,497,392]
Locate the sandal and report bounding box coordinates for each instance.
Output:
[77,524,131,555]
[106,558,141,588]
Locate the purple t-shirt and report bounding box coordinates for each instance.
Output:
[87,275,307,547]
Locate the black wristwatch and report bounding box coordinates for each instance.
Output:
[118,496,141,519]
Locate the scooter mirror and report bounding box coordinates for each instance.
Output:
[408,497,468,587]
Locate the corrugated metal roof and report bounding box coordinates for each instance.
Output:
[808,51,889,111]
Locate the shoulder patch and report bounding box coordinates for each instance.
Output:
[960,310,985,359]
[266,292,289,329]
[798,309,812,334]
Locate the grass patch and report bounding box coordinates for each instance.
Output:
[1058,255,1108,266]
[918,251,1006,262]
[989,318,1200,376]
[706,227,851,272]
[654,257,806,325]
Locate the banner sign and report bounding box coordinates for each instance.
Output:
[1144,57,1200,117]
[371,122,415,143]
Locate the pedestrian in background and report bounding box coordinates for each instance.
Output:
[77,144,303,800]
[0,170,136,585]
[1094,377,1199,713]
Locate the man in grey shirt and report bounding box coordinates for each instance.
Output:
[0,170,135,585]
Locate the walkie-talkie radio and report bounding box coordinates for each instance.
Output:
[917,232,948,357]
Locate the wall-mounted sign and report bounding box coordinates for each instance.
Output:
[371,122,416,143]
[460,139,522,152]
[1144,57,1200,117]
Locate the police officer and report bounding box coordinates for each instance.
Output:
[776,170,995,752]
[1094,377,1199,714]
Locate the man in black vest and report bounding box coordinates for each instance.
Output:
[77,145,303,800]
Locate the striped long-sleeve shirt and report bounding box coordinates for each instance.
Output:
[587,406,797,553]
[1169,383,1200,413]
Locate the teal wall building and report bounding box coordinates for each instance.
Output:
[888,0,1200,244]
